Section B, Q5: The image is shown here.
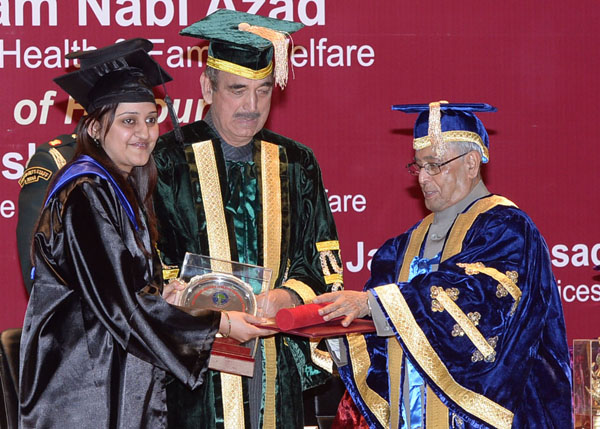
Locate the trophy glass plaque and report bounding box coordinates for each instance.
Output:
[177,253,272,377]
[574,338,600,429]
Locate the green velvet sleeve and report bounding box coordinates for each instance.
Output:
[153,134,204,268]
[283,145,342,298]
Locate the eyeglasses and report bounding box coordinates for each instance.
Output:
[406,152,469,176]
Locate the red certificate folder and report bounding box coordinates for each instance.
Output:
[209,304,376,376]
[259,303,376,338]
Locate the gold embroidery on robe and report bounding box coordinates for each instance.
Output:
[441,196,517,260]
[347,333,390,427]
[260,141,282,429]
[282,278,317,304]
[457,262,521,315]
[317,240,343,291]
[192,141,243,429]
[430,286,496,362]
[376,284,513,429]
[385,196,517,427]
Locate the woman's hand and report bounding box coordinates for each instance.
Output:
[219,311,277,343]
[162,279,187,305]
[312,291,370,327]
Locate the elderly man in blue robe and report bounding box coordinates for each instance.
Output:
[314,102,572,428]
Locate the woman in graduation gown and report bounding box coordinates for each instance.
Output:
[18,39,274,429]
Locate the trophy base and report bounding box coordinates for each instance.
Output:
[208,337,255,377]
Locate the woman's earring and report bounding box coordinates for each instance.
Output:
[93,138,100,147]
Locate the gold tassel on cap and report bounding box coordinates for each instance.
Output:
[428,100,449,158]
[238,22,290,89]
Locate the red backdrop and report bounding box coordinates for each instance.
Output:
[1,1,598,344]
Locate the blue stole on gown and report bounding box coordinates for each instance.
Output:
[403,253,441,429]
[44,155,137,229]
[32,155,138,281]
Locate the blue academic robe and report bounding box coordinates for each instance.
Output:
[338,195,572,429]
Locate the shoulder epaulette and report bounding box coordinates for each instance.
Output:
[46,133,76,148]
[20,134,77,186]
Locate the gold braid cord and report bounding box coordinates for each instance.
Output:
[310,338,334,373]
[238,22,290,89]
[388,339,403,428]
[280,279,334,373]
[427,101,449,159]
[192,142,233,264]
[441,196,517,260]
[282,279,316,304]
[316,240,343,291]
[313,242,342,371]
[207,55,273,80]
[430,286,497,362]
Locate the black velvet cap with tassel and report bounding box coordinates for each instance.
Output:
[54,38,184,143]
[54,38,171,112]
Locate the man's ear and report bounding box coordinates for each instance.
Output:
[200,72,213,105]
[465,150,482,179]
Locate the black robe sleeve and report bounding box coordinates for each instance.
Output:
[31,177,219,388]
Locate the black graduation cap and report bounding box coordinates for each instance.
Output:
[181,9,303,89]
[53,38,172,113]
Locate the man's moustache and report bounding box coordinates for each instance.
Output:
[234,112,260,120]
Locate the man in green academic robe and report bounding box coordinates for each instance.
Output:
[153,10,343,429]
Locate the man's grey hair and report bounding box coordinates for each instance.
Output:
[205,66,220,90]
[450,141,484,177]
[204,66,275,91]
[451,140,483,158]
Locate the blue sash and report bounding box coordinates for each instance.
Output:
[45,155,138,230]
[32,156,138,281]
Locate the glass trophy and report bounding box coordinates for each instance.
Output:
[573,339,600,429]
[176,253,273,377]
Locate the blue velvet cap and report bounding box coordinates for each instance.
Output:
[392,102,497,163]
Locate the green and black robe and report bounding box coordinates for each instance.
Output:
[153,119,342,429]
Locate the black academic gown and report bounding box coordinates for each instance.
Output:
[19,157,220,429]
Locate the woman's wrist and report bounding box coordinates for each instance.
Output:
[219,311,231,338]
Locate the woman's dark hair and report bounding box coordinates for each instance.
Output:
[36,103,159,258]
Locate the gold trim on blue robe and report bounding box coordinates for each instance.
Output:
[339,194,572,428]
